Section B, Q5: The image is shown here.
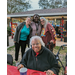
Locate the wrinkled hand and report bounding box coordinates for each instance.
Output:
[17,64,24,70]
[44,70,54,75]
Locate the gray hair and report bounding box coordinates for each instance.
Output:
[40,17,48,29]
[30,36,45,47]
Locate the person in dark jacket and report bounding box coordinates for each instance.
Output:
[17,36,60,75]
[14,16,32,66]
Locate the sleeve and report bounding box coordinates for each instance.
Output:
[20,51,28,67]
[47,24,56,41]
[49,52,60,75]
[26,35,30,48]
[13,26,18,42]
[14,22,23,42]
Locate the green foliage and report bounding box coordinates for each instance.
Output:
[38,0,67,9]
[7,0,31,14]
[7,26,11,36]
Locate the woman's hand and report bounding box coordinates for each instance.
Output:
[44,70,54,75]
[50,40,54,44]
[17,64,24,70]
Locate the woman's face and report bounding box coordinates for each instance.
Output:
[26,18,31,25]
[40,19,45,26]
[31,39,41,52]
[33,15,39,22]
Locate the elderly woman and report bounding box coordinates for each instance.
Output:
[40,17,56,52]
[17,36,60,75]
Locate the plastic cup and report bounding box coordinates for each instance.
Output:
[19,67,27,75]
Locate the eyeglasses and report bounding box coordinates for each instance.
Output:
[32,43,40,46]
[27,19,31,22]
[27,18,31,22]
[40,20,44,23]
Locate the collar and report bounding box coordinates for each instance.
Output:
[32,46,44,56]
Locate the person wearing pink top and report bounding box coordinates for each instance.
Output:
[30,14,41,37]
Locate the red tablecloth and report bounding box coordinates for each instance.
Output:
[7,65,46,75]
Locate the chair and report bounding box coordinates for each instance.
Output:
[7,54,13,65]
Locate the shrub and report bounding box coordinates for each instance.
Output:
[7,26,11,36]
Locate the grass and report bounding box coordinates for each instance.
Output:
[7,45,15,51]
[7,45,67,75]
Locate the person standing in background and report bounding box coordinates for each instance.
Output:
[14,16,32,66]
[30,14,41,37]
[40,17,56,52]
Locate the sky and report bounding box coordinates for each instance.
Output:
[28,0,41,11]
[28,0,65,11]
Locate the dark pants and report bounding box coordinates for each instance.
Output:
[15,40,26,61]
